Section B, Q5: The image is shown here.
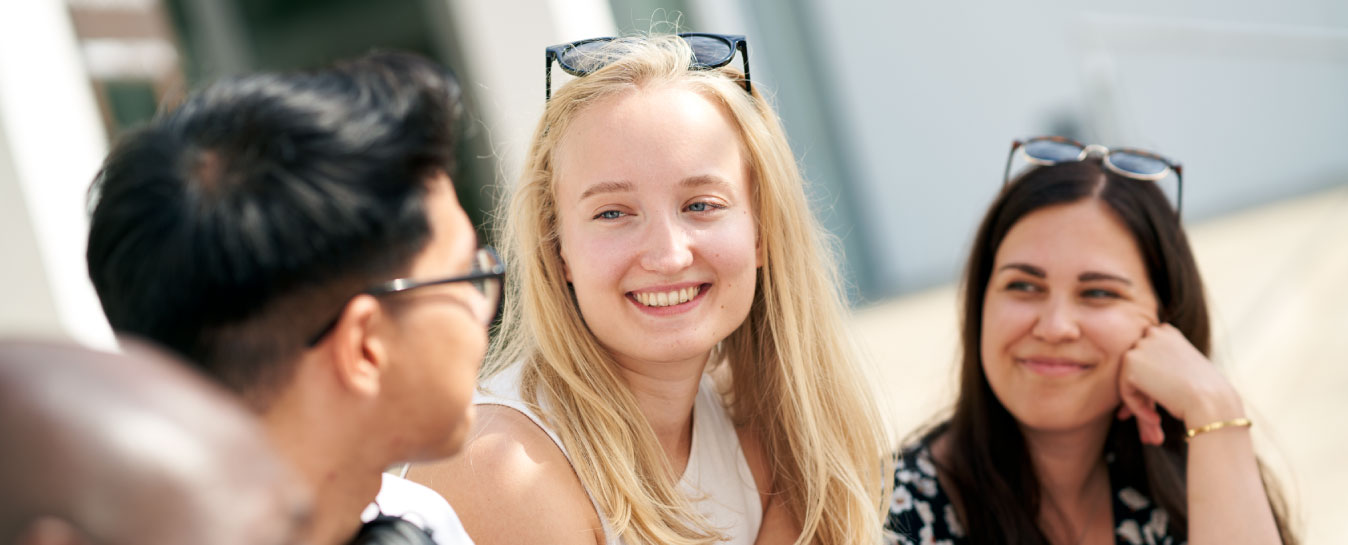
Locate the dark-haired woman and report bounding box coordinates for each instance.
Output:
[883,138,1295,545]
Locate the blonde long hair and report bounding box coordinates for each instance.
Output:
[489,35,890,544]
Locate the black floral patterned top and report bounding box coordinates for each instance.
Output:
[884,441,1184,545]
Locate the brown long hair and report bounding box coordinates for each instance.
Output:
[935,159,1296,544]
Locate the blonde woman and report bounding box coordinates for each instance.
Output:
[410,34,890,544]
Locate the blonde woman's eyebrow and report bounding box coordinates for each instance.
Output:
[681,174,731,190]
[578,181,634,200]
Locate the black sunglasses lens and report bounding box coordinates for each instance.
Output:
[557,39,619,76]
[683,35,734,68]
[1023,139,1084,163]
[1108,152,1170,178]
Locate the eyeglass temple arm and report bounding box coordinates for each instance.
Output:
[1174,164,1184,220]
[1003,140,1023,185]
[545,51,554,101]
[739,41,752,95]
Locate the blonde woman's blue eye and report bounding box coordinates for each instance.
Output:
[594,210,623,220]
[686,201,723,212]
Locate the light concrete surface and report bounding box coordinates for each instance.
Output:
[0,1,113,349]
[852,184,1348,544]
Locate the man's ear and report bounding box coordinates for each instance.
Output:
[327,294,386,398]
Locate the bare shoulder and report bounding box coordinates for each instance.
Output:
[737,425,803,543]
[926,431,950,466]
[734,426,773,499]
[407,405,602,545]
[922,431,965,520]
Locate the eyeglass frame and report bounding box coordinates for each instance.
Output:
[1002,136,1184,217]
[304,246,505,347]
[544,33,751,101]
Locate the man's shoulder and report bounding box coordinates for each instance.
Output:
[367,474,475,545]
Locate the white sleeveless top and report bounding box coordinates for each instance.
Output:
[475,366,763,545]
[364,474,476,544]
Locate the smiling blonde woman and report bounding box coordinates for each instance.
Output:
[409,34,891,545]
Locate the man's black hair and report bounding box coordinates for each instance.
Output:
[87,51,464,400]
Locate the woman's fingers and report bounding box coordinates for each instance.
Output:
[1119,378,1164,445]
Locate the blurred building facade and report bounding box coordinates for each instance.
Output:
[1,0,1345,542]
[2,0,1346,336]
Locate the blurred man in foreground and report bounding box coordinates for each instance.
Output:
[0,339,310,545]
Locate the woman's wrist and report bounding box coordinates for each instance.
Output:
[1185,417,1252,442]
[1181,382,1246,429]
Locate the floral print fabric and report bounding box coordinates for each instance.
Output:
[884,442,1183,545]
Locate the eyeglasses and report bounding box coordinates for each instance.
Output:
[1003,136,1184,215]
[305,246,505,346]
[545,33,750,100]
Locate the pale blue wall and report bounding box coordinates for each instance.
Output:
[731,0,1348,300]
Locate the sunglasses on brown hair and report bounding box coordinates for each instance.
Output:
[1004,136,1184,215]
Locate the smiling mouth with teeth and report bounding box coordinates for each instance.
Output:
[632,285,702,307]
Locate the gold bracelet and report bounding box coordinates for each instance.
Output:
[1185,417,1252,441]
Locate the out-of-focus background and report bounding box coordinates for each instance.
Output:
[1,0,1343,541]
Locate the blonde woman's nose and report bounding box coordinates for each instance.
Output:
[639,215,694,273]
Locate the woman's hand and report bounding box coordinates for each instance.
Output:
[1116,323,1246,445]
[1119,325,1286,544]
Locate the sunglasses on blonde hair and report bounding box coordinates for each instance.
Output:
[1004,136,1185,216]
[544,33,750,100]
